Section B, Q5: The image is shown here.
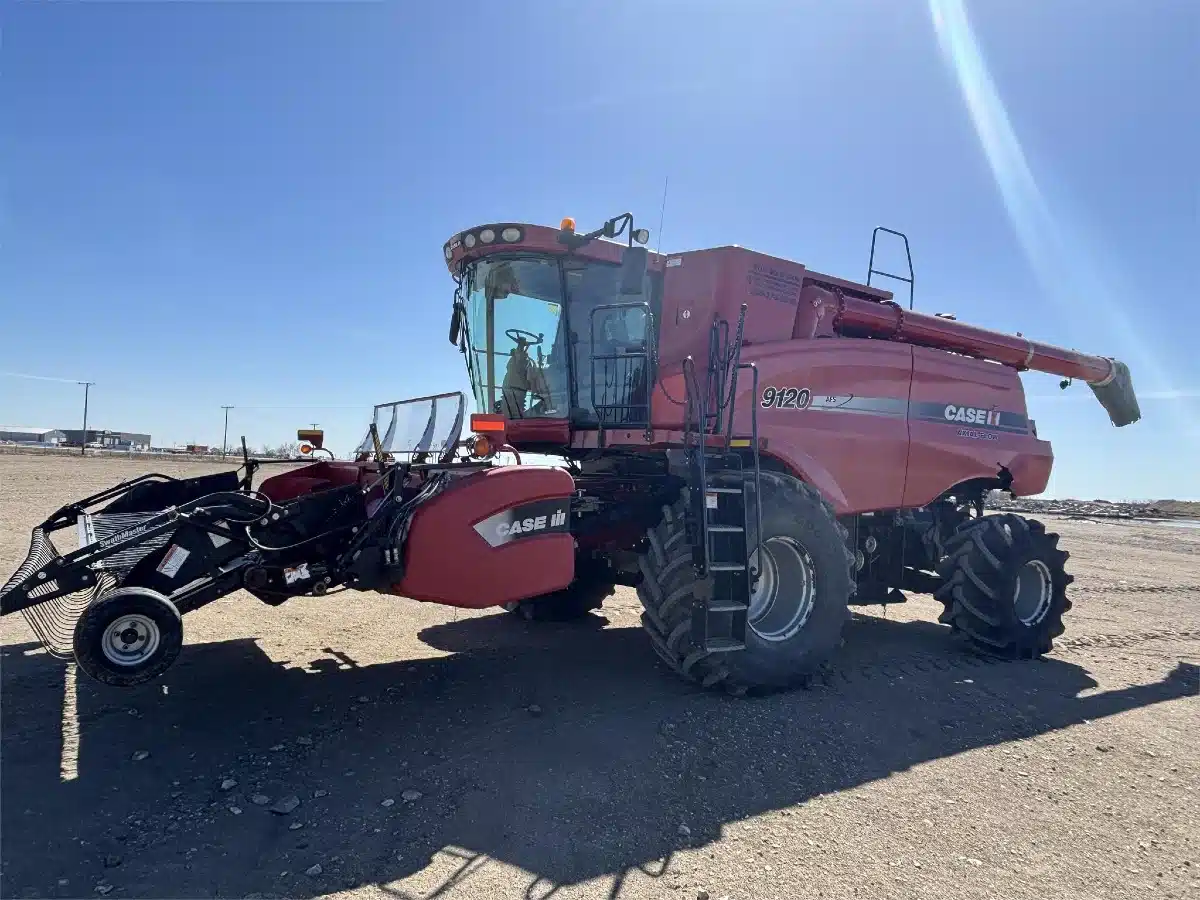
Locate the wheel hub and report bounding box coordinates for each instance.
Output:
[1013,559,1053,626]
[747,536,816,643]
[101,614,161,667]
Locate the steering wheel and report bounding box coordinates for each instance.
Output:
[505,328,543,347]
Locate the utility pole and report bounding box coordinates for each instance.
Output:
[221,406,235,459]
[77,382,94,457]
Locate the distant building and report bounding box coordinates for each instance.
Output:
[60,429,152,451]
[0,426,67,445]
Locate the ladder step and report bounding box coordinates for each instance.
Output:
[706,602,749,613]
[705,487,743,494]
[709,563,747,572]
[705,525,744,533]
[705,638,745,654]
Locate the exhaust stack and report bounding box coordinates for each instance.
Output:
[833,296,1142,427]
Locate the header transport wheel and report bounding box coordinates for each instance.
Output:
[635,471,855,694]
[934,513,1073,658]
[73,587,184,687]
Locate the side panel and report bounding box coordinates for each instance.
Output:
[732,340,914,513]
[904,347,1053,506]
[395,466,575,608]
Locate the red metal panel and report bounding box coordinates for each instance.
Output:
[395,466,575,608]
[258,462,373,504]
[904,347,1052,506]
[732,340,914,514]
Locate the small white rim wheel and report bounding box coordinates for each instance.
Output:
[73,586,183,687]
[1014,559,1053,626]
[101,613,161,667]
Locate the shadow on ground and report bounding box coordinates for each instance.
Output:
[1,610,1195,899]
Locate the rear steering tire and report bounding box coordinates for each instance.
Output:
[934,513,1073,658]
[73,586,183,687]
[635,471,855,693]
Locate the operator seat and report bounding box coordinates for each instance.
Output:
[500,341,552,417]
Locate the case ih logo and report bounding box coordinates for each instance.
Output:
[944,404,1001,427]
[473,498,571,548]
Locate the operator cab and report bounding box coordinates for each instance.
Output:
[446,215,658,436]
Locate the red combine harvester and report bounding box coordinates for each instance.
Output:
[1,213,1139,693]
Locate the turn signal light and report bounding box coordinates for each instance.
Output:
[469,434,494,458]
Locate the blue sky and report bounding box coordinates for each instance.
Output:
[1,0,1196,499]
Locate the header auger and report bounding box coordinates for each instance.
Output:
[1,212,1140,695]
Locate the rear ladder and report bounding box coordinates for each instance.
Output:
[680,303,763,655]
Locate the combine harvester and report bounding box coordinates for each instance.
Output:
[0,213,1140,692]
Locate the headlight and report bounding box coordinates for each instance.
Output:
[464,233,477,249]
[501,227,522,243]
[479,228,496,244]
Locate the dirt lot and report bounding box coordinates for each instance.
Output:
[1,455,1196,900]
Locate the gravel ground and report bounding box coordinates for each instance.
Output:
[1,455,1197,900]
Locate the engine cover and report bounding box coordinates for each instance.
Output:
[393,466,575,608]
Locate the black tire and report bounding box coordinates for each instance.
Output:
[635,471,855,693]
[73,587,183,687]
[934,513,1073,658]
[503,578,615,622]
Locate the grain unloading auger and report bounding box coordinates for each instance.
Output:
[829,291,1139,427]
[1,213,1140,693]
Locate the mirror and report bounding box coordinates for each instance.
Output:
[619,245,648,295]
[448,303,463,345]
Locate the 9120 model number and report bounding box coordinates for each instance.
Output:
[761,386,813,410]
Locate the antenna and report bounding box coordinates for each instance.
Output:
[655,175,669,254]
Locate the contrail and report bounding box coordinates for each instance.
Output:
[0,371,81,384]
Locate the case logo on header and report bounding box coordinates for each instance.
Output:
[473,498,571,548]
[498,509,567,537]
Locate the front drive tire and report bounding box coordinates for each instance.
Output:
[73,587,184,687]
[934,513,1073,658]
[635,471,855,693]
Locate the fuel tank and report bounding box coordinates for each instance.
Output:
[394,465,576,608]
